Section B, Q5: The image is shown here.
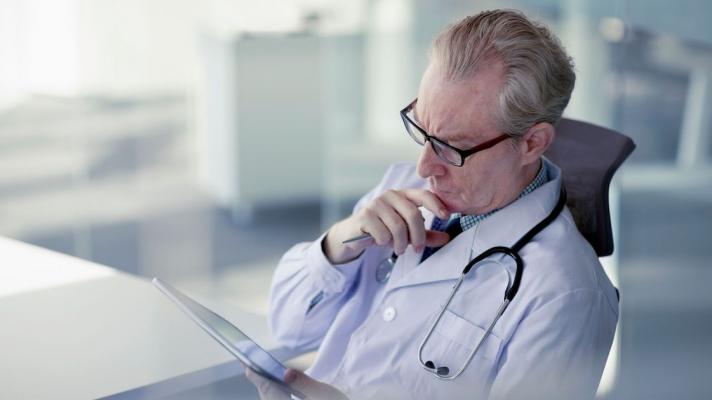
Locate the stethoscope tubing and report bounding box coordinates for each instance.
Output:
[417,187,567,380]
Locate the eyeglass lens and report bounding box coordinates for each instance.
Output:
[404,117,462,166]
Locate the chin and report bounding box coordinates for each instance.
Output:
[443,194,483,215]
[438,194,466,214]
[429,181,467,213]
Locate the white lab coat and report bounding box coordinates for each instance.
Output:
[269,159,618,400]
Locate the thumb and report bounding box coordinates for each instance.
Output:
[284,369,349,400]
[425,229,450,248]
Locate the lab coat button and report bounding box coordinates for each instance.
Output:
[382,307,396,322]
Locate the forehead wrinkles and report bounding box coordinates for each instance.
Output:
[416,85,484,141]
[415,82,471,138]
[415,101,460,135]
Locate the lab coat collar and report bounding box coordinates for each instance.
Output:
[386,158,563,292]
[474,158,563,253]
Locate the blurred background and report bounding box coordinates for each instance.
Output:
[0,0,710,398]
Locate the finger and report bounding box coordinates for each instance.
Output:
[402,189,450,219]
[243,366,268,389]
[243,366,271,396]
[383,191,427,252]
[358,208,392,247]
[242,362,256,382]
[372,199,409,255]
[425,230,450,248]
[284,369,349,400]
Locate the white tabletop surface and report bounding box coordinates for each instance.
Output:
[0,236,273,399]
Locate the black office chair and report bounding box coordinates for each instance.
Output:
[544,118,636,257]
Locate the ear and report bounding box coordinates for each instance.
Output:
[519,122,555,166]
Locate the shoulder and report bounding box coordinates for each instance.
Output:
[519,208,619,315]
[379,162,426,190]
[351,162,426,212]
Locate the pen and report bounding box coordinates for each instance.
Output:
[342,233,373,244]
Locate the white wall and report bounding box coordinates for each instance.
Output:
[76,0,201,96]
[0,0,339,105]
[0,0,80,108]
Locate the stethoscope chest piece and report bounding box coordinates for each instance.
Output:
[375,254,397,283]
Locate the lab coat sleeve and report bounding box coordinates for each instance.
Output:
[268,164,408,351]
[267,231,363,351]
[488,289,618,400]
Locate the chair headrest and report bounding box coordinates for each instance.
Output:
[544,118,636,257]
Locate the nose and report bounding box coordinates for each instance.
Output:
[416,141,447,179]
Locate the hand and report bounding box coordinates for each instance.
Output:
[323,189,452,264]
[244,366,349,400]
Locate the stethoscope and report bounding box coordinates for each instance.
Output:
[374,187,567,380]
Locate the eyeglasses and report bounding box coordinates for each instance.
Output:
[400,99,511,167]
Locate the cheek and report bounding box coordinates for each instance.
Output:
[451,169,484,203]
[452,157,504,203]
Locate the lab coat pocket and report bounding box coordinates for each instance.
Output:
[432,309,501,362]
[417,308,503,395]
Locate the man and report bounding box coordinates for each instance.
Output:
[258,9,618,400]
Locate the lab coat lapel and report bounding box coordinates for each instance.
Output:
[385,206,438,287]
[386,223,476,291]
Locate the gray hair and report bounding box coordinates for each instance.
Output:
[431,9,575,138]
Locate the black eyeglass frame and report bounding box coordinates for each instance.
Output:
[400,99,511,167]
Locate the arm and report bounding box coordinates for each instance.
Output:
[268,164,451,351]
[488,289,618,400]
[267,230,364,351]
[267,175,388,351]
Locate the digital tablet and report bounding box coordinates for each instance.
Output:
[152,278,303,398]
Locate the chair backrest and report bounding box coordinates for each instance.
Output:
[544,118,636,257]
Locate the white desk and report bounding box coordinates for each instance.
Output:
[0,237,275,399]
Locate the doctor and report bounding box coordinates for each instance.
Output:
[264,9,618,400]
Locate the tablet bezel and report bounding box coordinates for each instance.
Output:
[152,278,294,391]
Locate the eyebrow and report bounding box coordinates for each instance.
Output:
[415,113,470,144]
[412,102,477,146]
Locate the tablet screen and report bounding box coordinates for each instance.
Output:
[152,278,288,382]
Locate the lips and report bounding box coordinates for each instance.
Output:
[428,179,462,213]
[429,178,451,195]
